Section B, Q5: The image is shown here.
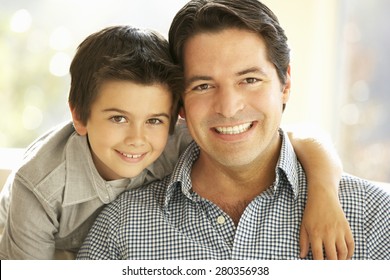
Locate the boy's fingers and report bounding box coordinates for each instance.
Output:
[315,233,354,260]
[299,227,310,258]
[335,239,348,260]
[310,239,324,260]
[346,233,355,259]
[323,239,338,260]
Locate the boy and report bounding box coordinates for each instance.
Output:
[0,25,351,259]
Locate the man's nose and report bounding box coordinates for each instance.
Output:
[213,86,245,118]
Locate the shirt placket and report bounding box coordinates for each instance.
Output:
[196,198,236,248]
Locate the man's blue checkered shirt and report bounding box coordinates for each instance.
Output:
[77,131,389,259]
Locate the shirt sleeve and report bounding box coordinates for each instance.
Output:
[0,175,58,259]
[365,184,390,260]
[0,171,16,230]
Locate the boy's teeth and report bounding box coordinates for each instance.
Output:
[121,152,141,159]
[215,122,252,135]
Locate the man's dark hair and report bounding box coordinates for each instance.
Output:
[169,0,290,86]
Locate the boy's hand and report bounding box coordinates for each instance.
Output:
[299,188,355,259]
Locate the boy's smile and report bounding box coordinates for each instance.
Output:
[117,151,144,160]
[73,80,172,180]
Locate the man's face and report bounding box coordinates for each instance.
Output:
[181,28,291,170]
[73,80,172,180]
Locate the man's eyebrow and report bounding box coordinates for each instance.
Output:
[102,108,170,119]
[185,75,212,87]
[185,67,268,86]
[236,67,268,77]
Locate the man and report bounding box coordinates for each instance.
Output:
[77,0,389,259]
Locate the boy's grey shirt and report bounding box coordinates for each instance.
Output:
[0,121,191,259]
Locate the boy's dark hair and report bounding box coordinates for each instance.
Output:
[69,25,183,133]
[169,0,290,86]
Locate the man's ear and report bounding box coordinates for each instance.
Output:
[69,104,87,136]
[282,65,292,104]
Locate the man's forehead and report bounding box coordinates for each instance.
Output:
[182,28,271,69]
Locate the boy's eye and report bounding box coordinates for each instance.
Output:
[146,118,163,125]
[110,116,127,123]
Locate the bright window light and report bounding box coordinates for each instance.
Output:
[10,9,32,33]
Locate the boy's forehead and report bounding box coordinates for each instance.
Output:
[98,79,172,92]
[88,81,172,118]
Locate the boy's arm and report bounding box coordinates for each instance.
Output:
[0,179,58,259]
[288,132,354,260]
[0,172,15,230]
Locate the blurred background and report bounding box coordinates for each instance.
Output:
[0,0,389,183]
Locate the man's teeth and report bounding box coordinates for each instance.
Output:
[215,122,252,135]
[121,152,142,159]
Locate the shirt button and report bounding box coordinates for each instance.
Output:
[216,215,226,225]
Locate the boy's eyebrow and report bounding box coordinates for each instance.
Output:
[102,108,170,119]
[102,108,130,116]
[149,112,171,119]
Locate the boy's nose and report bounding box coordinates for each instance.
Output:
[124,126,145,147]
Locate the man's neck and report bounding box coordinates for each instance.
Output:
[190,146,280,226]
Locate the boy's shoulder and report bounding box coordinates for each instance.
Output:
[15,121,77,186]
[24,121,75,156]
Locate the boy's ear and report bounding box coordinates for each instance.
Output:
[179,107,186,119]
[69,104,88,136]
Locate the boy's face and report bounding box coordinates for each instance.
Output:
[73,80,172,180]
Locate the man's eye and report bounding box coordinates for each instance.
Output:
[243,77,259,84]
[147,118,163,125]
[194,84,210,91]
[110,116,127,123]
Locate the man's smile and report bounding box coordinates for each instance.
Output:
[214,122,253,135]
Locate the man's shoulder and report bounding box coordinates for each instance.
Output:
[339,173,389,208]
[339,173,369,189]
[340,173,388,193]
[339,174,389,259]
